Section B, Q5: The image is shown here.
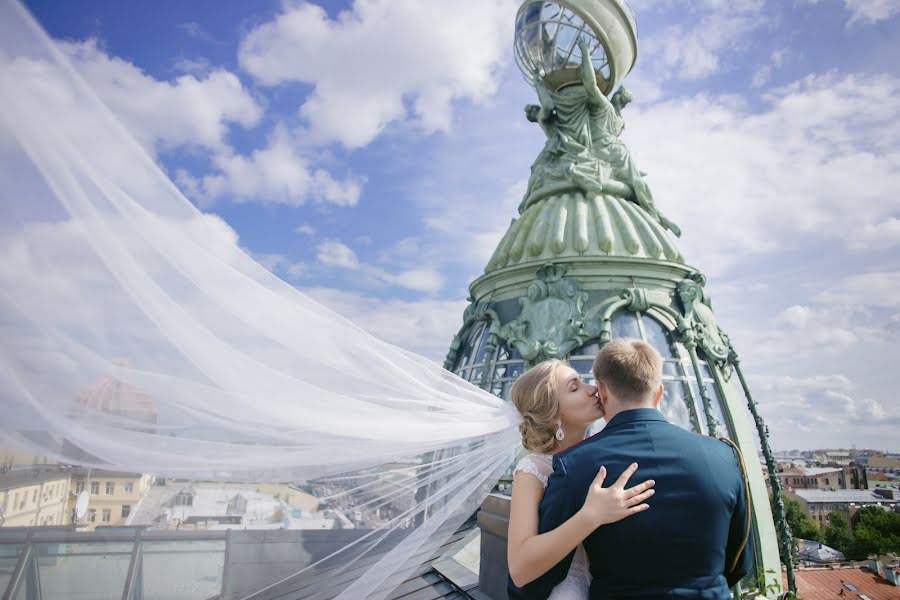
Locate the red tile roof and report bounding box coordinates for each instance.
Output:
[786,567,899,599]
[75,375,158,421]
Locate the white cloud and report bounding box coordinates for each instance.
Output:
[314,239,445,294]
[301,287,466,361]
[803,0,900,25]
[173,57,212,76]
[842,0,900,24]
[58,39,365,209]
[177,126,363,206]
[624,72,900,275]
[61,39,261,154]
[815,270,900,308]
[718,299,880,388]
[9,36,359,211]
[237,0,517,148]
[419,178,525,270]
[861,397,887,419]
[177,22,218,43]
[383,268,445,294]
[775,305,813,328]
[363,75,534,287]
[751,49,788,88]
[748,373,898,449]
[294,224,316,235]
[316,240,360,269]
[888,313,900,335]
[849,218,900,250]
[639,0,767,81]
[250,251,308,280]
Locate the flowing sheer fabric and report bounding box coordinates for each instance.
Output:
[0,1,522,597]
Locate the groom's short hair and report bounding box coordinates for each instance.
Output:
[592,338,663,404]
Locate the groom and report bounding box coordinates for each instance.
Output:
[509,338,752,599]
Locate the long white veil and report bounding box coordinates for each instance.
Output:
[0,1,522,597]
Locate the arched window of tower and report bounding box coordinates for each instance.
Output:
[452,321,491,381]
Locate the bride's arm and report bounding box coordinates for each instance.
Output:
[507,463,654,587]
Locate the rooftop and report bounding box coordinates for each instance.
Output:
[792,489,895,503]
[802,467,844,476]
[789,566,900,599]
[70,467,145,480]
[0,466,73,491]
[796,539,846,563]
[0,520,482,599]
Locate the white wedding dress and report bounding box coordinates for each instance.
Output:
[514,453,592,599]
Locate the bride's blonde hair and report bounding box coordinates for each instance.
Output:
[510,359,566,453]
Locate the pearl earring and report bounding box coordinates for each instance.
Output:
[555,420,565,441]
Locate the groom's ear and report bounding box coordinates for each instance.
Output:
[653,383,663,408]
[596,380,609,405]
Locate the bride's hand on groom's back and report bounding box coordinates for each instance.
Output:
[578,462,655,528]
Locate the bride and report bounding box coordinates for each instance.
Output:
[507,359,655,598]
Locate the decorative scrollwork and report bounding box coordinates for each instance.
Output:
[676,272,731,367]
[500,264,588,363]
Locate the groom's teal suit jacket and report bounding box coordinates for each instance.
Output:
[508,408,753,599]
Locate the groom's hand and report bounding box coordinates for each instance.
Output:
[578,462,655,528]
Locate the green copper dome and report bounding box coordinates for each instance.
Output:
[485,190,682,274]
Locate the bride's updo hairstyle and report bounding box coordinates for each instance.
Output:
[510,359,566,453]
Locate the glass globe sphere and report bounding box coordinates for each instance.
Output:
[514,0,637,95]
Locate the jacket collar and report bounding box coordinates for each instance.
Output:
[556,408,667,457]
[603,407,668,430]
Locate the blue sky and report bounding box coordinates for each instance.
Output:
[22,0,900,452]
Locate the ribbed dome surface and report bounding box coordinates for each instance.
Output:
[485,191,682,273]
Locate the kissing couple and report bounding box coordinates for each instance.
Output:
[507,338,752,599]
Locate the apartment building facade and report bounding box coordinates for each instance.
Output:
[68,469,153,530]
[0,468,71,527]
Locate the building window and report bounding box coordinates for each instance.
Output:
[124,482,134,494]
[101,509,111,523]
[121,505,131,519]
[86,509,96,523]
[453,321,492,383]
[486,342,524,400]
[32,489,38,502]
[174,491,194,507]
[13,493,19,510]
[105,482,115,495]
[90,482,99,495]
[585,313,726,437]
[75,482,84,494]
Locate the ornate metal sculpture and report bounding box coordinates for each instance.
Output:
[676,273,732,368]
[500,264,588,363]
[521,38,680,237]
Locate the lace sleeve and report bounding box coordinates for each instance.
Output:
[514,453,552,488]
